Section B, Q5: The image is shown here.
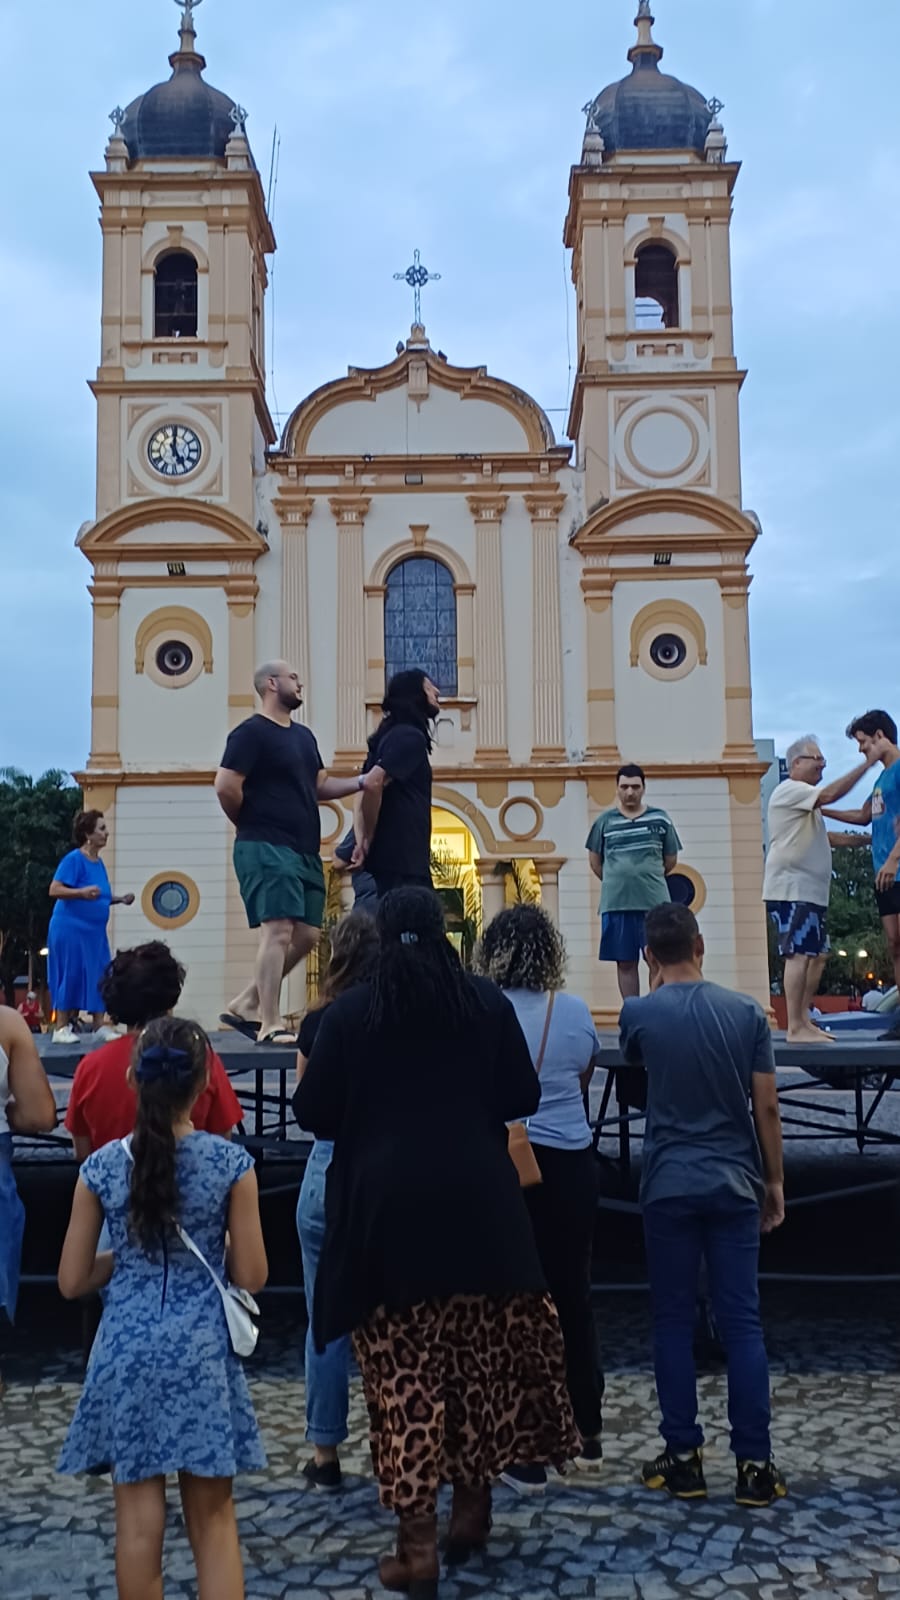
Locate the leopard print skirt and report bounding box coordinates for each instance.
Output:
[353,1292,580,1516]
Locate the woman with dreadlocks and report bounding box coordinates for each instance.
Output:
[294,887,578,1599]
[57,1015,267,1600]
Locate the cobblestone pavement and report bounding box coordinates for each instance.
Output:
[2,1289,899,1600]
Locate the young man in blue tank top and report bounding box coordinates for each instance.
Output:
[823,709,900,1038]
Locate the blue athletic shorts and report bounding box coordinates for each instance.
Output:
[767,901,829,959]
[600,910,646,964]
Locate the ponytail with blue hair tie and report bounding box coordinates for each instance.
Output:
[134,1044,195,1086]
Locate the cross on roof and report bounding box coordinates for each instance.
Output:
[393,249,441,326]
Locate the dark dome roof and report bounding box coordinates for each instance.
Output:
[586,8,712,156]
[120,20,241,162]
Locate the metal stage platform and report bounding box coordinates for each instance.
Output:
[13,1031,900,1293]
[30,1028,900,1159]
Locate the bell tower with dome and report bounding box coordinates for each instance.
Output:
[565,1,769,1002]
[76,0,275,1019]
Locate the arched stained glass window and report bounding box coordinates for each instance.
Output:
[384,558,458,696]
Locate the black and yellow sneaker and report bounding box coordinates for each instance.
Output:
[735,1459,787,1507]
[641,1447,707,1499]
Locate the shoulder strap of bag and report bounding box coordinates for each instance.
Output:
[119,1137,227,1296]
[533,993,556,1078]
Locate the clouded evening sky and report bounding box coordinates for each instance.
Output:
[2,0,896,782]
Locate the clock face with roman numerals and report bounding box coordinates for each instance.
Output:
[147,423,202,478]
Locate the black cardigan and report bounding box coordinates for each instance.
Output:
[292,976,547,1347]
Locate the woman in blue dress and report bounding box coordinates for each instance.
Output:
[57,1016,268,1600]
[48,810,134,1044]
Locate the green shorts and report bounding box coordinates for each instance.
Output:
[233,841,326,930]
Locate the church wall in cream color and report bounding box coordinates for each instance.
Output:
[76,3,769,1028]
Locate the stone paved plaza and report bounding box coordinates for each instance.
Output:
[2,1288,899,1599]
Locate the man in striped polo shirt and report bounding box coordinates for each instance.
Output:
[586,763,681,1000]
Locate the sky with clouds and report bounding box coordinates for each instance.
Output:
[2,0,896,782]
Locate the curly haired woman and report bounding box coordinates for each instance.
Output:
[476,903,606,1487]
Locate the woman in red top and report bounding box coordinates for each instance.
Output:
[65,943,243,1158]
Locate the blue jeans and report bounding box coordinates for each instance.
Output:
[296,1140,350,1447]
[643,1196,771,1461]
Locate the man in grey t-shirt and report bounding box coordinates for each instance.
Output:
[619,903,787,1509]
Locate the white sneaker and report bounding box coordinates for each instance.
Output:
[93,1024,126,1042]
[52,1026,80,1044]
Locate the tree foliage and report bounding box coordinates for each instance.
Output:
[0,768,82,998]
[822,844,892,990]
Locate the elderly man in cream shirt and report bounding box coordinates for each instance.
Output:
[763,736,874,1043]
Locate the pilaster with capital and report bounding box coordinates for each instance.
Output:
[226,560,259,731]
[278,496,314,720]
[474,858,506,927]
[468,494,509,761]
[88,563,122,769]
[331,496,371,759]
[534,856,566,926]
[581,569,619,761]
[525,493,566,760]
[720,580,756,755]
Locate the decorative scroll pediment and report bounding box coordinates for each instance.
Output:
[278,335,558,458]
[77,499,268,562]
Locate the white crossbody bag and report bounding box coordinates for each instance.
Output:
[120,1137,260,1358]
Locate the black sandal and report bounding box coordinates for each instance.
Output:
[219,1013,260,1040]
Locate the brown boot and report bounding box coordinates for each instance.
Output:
[445,1482,492,1566]
[378,1513,439,1597]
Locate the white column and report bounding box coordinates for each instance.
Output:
[468,494,509,759]
[526,492,566,760]
[280,497,313,717]
[331,496,371,760]
[534,857,565,926]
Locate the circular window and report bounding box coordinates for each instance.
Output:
[142,871,200,930]
[151,880,191,920]
[667,872,696,907]
[156,640,194,678]
[666,867,707,913]
[649,633,687,671]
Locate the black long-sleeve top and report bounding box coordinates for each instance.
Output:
[292,975,546,1346]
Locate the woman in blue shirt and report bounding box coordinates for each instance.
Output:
[48,811,133,1043]
[476,903,605,1486]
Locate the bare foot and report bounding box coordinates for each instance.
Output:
[787,1024,835,1044]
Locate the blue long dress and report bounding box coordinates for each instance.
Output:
[47,849,113,1014]
[58,1133,267,1483]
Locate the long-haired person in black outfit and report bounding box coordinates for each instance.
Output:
[294,887,578,1598]
[353,669,441,898]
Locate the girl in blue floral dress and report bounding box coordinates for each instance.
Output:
[57,1016,268,1600]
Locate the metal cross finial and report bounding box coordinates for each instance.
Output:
[109,106,126,137]
[230,104,248,134]
[707,96,725,118]
[393,249,441,326]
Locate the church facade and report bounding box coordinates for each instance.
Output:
[77,1,769,1027]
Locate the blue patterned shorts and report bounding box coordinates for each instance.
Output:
[767,901,829,959]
